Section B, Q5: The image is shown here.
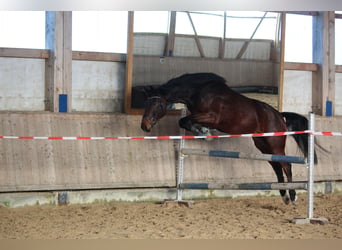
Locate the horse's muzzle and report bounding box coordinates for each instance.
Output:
[141,118,152,132]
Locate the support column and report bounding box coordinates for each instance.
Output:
[45,11,72,112]
[124,11,134,113]
[312,11,335,116]
[165,11,176,57]
[278,12,286,112]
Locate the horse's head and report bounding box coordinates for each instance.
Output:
[141,92,167,132]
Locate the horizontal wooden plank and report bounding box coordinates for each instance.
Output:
[335,13,342,19]
[271,11,319,16]
[336,65,342,73]
[0,47,50,59]
[286,11,319,16]
[0,48,127,62]
[72,51,126,62]
[284,62,318,71]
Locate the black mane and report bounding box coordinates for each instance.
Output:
[157,73,231,102]
[160,73,227,91]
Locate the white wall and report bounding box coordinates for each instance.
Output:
[1,54,340,115]
[282,70,312,114]
[335,73,342,115]
[0,57,45,111]
[282,71,342,116]
[0,57,125,112]
[72,60,125,112]
[133,35,166,56]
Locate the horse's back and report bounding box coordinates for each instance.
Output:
[253,99,287,132]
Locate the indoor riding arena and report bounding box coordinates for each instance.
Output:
[0,10,342,239]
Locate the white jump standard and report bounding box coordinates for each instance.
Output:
[177,112,328,225]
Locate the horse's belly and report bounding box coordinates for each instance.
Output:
[216,115,258,135]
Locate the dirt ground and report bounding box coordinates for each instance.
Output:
[0,193,341,239]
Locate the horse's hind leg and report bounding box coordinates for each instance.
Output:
[253,137,296,205]
[270,162,290,205]
[281,162,297,204]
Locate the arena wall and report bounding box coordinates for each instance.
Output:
[0,112,341,192]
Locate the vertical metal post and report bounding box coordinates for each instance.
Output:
[176,107,187,201]
[307,112,315,219]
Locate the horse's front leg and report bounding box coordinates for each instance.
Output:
[179,112,218,136]
[179,116,206,135]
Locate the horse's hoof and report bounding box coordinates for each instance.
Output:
[291,195,298,206]
[199,127,213,141]
[282,195,290,205]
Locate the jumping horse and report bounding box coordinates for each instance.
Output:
[141,72,316,205]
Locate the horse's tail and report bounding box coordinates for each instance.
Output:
[281,112,318,164]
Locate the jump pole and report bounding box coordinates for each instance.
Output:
[179,182,307,190]
[181,149,306,164]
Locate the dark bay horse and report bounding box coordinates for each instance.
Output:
[141,72,314,205]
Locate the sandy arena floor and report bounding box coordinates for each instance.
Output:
[0,193,341,239]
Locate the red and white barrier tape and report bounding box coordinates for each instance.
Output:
[312,131,342,136]
[0,130,311,140]
[0,130,341,140]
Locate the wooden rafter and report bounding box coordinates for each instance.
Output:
[219,11,227,59]
[278,12,286,112]
[236,12,267,59]
[165,11,176,57]
[186,11,205,58]
[124,11,135,114]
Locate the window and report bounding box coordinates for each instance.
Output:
[225,11,278,40]
[285,14,312,63]
[72,11,128,53]
[175,11,278,40]
[0,11,45,49]
[134,11,169,33]
[176,11,224,37]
